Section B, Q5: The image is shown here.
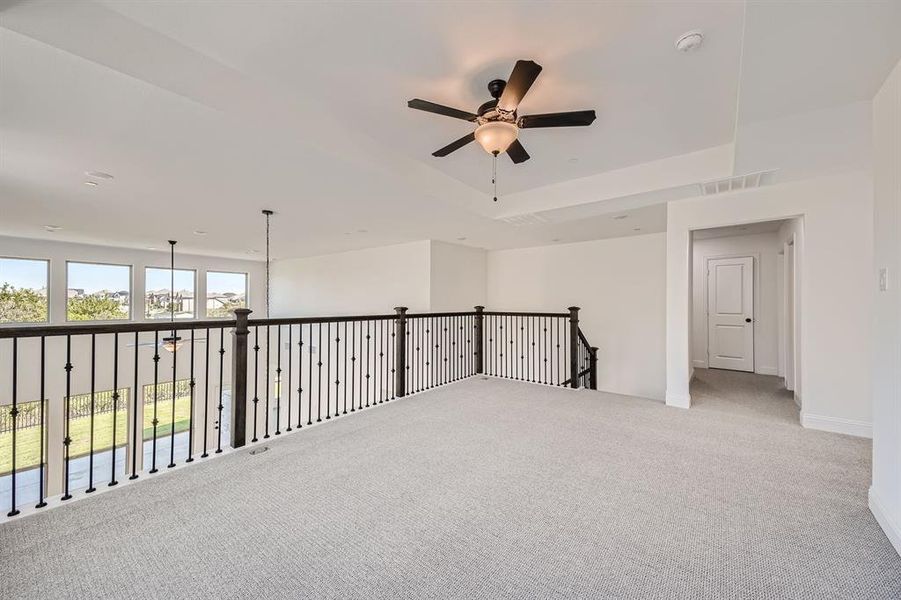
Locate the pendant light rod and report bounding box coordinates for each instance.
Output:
[168,240,177,323]
[262,210,273,318]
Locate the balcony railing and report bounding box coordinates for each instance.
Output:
[0,306,597,518]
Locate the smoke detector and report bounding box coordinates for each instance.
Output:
[675,30,704,52]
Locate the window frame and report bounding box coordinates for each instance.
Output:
[204,270,249,319]
[143,266,198,320]
[0,255,51,326]
[64,260,134,323]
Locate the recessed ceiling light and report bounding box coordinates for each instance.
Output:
[146,247,157,251]
[247,249,260,255]
[357,229,368,233]
[84,180,99,187]
[633,227,642,232]
[551,238,561,242]
[675,30,704,53]
[457,236,467,241]
[43,225,62,232]
[193,230,208,236]
[85,171,114,180]
[612,215,628,220]
[568,158,579,163]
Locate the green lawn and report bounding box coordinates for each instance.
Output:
[0,394,194,475]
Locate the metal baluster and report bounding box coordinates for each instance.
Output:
[186,330,195,462]
[110,332,121,483]
[556,318,561,385]
[167,329,178,469]
[378,320,384,403]
[308,324,313,425]
[389,318,395,400]
[216,328,224,453]
[252,327,259,443]
[350,321,356,413]
[334,323,341,416]
[36,336,47,507]
[130,333,140,477]
[326,322,332,419]
[150,330,160,473]
[342,322,348,413]
[86,334,97,492]
[317,323,323,421]
[287,325,293,432]
[276,325,282,434]
[264,325,271,438]
[298,324,305,428]
[201,328,210,458]
[62,335,73,499]
[7,339,19,516]
[365,321,371,408]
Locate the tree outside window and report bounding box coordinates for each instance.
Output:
[66,262,131,321]
[0,257,49,323]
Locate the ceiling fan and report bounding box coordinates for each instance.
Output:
[407,59,596,164]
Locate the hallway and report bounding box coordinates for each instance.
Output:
[690,367,799,426]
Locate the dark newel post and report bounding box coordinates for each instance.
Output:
[394,307,408,397]
[474,306,485,374]
[568,306,580,389]
[231,308,251,448]
[589,347,599,390]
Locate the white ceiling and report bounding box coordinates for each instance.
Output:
[692,219,787,241]
[0,1,899,260]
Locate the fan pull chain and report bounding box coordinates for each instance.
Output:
[492,152,498,202]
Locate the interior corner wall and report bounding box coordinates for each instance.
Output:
[667,171,873,435]
[691,232,781,376]
[870,57,901,556]
[270,241,432,317]
[428,241,487,312]
[485,233,667,401]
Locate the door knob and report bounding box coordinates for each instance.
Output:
[745,318,752,323]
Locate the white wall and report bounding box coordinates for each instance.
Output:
[271,241,432,317]
[667,172,873,438]
[428,241,486,312]
[870,58,901,555]
[691,232,781,375]
[486,233,667,401]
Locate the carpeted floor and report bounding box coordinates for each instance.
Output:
[1,375,899,599]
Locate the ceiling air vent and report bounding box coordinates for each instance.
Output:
[497,213,551,226]
[699,170,776,196]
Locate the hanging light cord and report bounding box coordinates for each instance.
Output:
[492,152,498,202]
[263,210,272,319]
[169,241,176,324]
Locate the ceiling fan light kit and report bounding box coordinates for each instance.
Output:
[407,59,596,201]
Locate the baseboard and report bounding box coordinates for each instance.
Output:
[801,412,872,438]
[793,392,801,409]
[692,359,707,369]
[869,487,901,557]
[755,365,778,376]
[665,390,691,409]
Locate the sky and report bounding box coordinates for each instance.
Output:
[1,258,246,297]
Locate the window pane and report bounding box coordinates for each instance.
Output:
[206,272,247,318]
[0,258,49,323]
[67,262,131,321]
[142,379,192,468]
[0,399,47,510]
[145,268,195,319]
[65,389,129,490]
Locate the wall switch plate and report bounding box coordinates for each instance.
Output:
[879,268,888,292]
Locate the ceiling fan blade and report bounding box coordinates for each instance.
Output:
[506,139,530,164]
[498,60,542,112]
[518,110,597,129]
[408,99,478,122]
[433,132,476,157]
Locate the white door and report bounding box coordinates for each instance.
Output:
[707,256,754,372]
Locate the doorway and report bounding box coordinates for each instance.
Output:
[707,255,754,372]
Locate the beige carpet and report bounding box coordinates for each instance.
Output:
[1,375,898,599]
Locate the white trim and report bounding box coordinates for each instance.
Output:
[755,365,778,376]
[793,392,801,410]
[666,390,691,409]
[869,487,901,556]
[800,412,872,438]
[692,358,708,369]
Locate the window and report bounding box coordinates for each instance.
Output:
[66,262,131,321]
[206,271,247,318]
[0,257,49,324]
[142,379,193,468]
[145,267,196,319]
